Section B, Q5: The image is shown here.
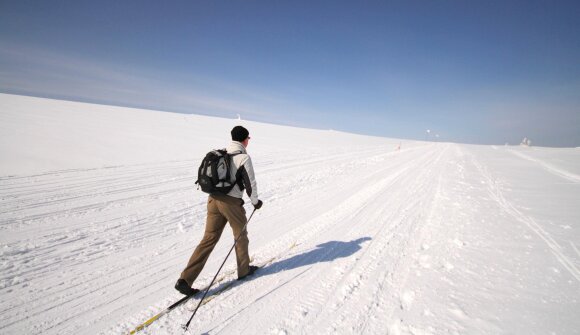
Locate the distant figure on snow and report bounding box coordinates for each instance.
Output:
[175,126,263,296]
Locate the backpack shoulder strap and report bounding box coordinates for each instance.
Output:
[225,151,243,185]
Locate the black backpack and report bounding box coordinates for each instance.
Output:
[195,149,241,194]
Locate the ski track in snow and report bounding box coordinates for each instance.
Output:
[507,149,580,184]
[0,140,430,334]
[471,155,580,282]
[2,141,579,334]
[199,146,450,335]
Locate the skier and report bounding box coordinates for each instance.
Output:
[175,126,263,296]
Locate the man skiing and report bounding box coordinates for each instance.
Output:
[175,125,263,296]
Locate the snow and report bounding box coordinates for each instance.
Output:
[1,93,579,334]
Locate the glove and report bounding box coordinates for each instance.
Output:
[253,200,263,210]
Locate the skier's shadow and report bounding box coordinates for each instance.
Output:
[260,237,372,276]
[199,237,372,334]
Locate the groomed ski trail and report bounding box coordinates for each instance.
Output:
[127,144,451,334]
[4,141,578,335]
[3,95,580,335]
[0,141,428,334]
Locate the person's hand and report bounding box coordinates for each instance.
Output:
[253,200,263,210]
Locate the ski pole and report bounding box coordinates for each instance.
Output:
[183,208,257,332]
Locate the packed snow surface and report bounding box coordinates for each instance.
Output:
[1,94,579,334]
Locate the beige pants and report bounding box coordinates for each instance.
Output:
[180,195,250,286]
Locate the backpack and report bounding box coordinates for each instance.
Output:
[195,149,241,194]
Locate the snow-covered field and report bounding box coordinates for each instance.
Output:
[1,94,579,334]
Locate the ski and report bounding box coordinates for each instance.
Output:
[128,241,296,334]
[127,266,239,334]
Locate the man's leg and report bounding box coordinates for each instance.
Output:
[180,197,227,286]
[218,200,251,278]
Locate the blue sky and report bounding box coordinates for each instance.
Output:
[1,1,579,146]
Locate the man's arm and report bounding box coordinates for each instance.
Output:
[239,156,259,206]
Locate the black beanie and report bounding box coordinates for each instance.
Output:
[231,126,249,142]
